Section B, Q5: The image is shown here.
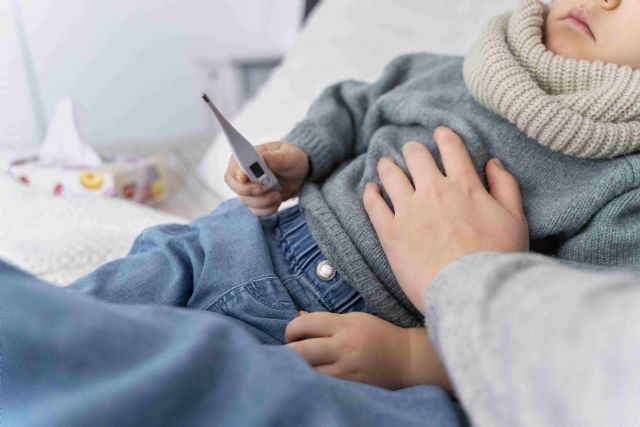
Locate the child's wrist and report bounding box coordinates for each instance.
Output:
[404,328,453,393]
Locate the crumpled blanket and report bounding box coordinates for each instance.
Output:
[0,173,185,286]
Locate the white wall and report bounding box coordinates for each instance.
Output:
[1,0,302,148]
[0,0,40,153]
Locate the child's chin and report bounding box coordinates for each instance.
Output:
[544,27,593,61]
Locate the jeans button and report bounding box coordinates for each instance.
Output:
[316,260,336,281]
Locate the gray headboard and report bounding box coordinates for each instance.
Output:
[304,0,321,22]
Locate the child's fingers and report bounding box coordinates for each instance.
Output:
[261,149,288,174]
[315,363,345,380]
[286,338,339,366]
[249,206,280,217]
[285,312,340,343]
[236,172,248,184]
[226,155,264,196]
[227,156,249,183]
[224,170,262,197]
[238,192,281,209]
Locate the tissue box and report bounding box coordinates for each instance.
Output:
[8,155,167,206]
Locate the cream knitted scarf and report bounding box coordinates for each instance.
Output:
[463,0,640,159]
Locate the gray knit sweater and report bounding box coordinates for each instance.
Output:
[286,53,640,327]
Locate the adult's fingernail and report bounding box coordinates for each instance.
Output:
[493,158,503,168]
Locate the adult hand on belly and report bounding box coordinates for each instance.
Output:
[363,126,530,313]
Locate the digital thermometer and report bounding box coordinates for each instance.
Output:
[202,94,282,192]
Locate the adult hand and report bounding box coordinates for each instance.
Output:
[363,127,529,313]
[224,141,309,216]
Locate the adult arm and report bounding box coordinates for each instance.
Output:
[364,127,640,426]
[426,251,640,427]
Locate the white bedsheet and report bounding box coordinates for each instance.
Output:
[0,171,185,285]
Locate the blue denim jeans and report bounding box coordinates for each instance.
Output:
[1,258,468,426]
[70,199,367,344]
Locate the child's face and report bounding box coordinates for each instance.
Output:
[545,0,640,68]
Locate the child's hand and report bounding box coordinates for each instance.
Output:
[224,141,310,216]
[285,311,452,392]
[363,127,529,313]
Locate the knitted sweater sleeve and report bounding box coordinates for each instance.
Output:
[283,55,418,182]
[424,251,640,427]
[283,79,372,182]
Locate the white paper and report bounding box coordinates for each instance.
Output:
[39,97,102,168]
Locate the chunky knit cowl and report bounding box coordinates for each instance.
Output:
[463,0,640,159]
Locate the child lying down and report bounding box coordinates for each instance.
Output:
[71,0,640,391]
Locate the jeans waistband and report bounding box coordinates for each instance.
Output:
[275,205,364,313]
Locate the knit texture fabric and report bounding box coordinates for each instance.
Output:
[284,52,640,328]
[464,0,640,159]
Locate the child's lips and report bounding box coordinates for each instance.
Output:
[563,7,596,41]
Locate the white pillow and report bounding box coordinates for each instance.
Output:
[198,0,518,200]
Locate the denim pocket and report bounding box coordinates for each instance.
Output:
[244,278,295,310]
[207,277,298,344]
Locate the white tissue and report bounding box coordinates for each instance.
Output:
[39,97,102,168]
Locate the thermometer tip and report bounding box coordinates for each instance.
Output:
[202,93,210,103]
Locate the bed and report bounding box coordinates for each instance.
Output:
[0,0,516,285]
